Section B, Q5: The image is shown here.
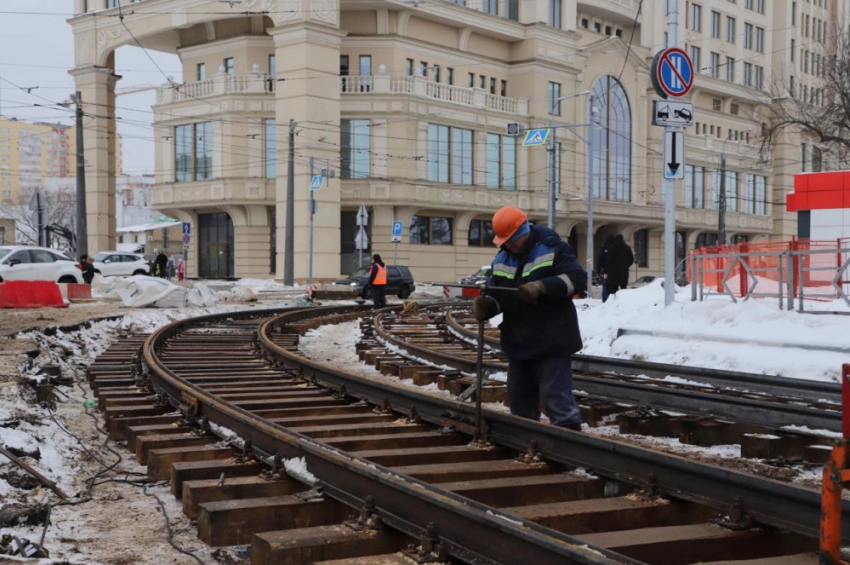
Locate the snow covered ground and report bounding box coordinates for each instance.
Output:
[0,296,308,564]
[573,280,850,383]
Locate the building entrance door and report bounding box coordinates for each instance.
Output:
[199,212,234,278]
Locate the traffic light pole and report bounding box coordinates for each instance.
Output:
[663,0,678,306]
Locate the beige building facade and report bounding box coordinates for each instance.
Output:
[68,0,836,282]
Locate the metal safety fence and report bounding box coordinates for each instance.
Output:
[688,239,850,313]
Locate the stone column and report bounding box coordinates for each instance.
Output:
[270,7,346,282]
[70,64,119,253]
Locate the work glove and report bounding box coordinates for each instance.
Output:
[471,295,498,322]
[517,281,546,305]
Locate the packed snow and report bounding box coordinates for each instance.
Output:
[575,279,850,383]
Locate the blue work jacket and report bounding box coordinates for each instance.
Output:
[486,225,587,359]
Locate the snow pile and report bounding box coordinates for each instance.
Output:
[283,457,318,485]
[92,276,220,308]
[218,285,259,303]
[575,279,850,382]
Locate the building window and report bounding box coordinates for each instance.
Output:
[726,57,735,82]
[550,0,562,28]
[581,18,589,29]
[755,176,767,215]
[341,119,371,179]
[340,55,350,79]
[197,63,206,81]
[742,173,755,214]
[812,146,823,172]
[447,68,454,85]
[479,75,486,89]
[224,57,234,75]
[175,122,212,182]
[633,229,648,268]
[490,77,497,94]
[726,16,736,43]
[725,171,738,212]
[406,59,414,76]
[486,134,516,189]
[483,0,498,15]
[468,72,475,88]
[710,52,720,78]
[501,80,507,97]
[755,27,764,52]
[589,75,631,202]
[691,4,702,32]
[269,55,276,77]
[410,215,453,245]
[691,46,701,73]
[359,55,372,89]
[264,119,276,179]
[744,23,753,49]
[743,63,752,86]
[451,128,474,185]
[548,81,562,115]
[434,65,441,83]
[754,65,764,89]
[427,125,473,185]
[685,165,704,208]
[468,219,495,247]
[711,11,721,38]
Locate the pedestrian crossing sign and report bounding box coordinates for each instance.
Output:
[522,128,550,147]
[310,175,324,190]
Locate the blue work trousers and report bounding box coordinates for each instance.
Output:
[506,356,581,429]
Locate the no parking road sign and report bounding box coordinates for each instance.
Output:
[651,47,694,99]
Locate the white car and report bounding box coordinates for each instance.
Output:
[0,246,83,284]
[92,252,150,277]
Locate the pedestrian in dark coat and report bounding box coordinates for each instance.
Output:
[606,234,634,297]
[80,255,96,285]
[156,250,168,279]
[367,254,387,308]
[597,235,616,302]
[472,206,587,431]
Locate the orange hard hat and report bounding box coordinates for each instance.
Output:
[492,206,529,245]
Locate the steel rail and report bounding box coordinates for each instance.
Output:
[445,309,842,404]
[434,310,842,431]
[142,305,632,565]
[259,306,850,544]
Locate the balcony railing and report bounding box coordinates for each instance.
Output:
[341,75,527,116]
[156,72,527,116]
[156,73,275,105]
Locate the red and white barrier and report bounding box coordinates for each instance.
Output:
[442,286,481,300]
[58,283,92,302]
[0,281,68,309]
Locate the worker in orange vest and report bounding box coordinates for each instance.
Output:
[368,254,388,308]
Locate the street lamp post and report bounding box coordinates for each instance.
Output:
[549,90,596,293]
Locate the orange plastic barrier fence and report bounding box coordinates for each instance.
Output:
[688,238,849,301]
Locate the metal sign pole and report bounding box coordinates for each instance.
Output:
[664,0,679,307]
[587,95,596,296]
[308,157,315,286]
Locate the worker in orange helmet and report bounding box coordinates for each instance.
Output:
[471,206,587,431]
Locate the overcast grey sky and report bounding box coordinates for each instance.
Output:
[0,0,181,174]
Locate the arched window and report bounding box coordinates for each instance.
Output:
[589,76,631,202]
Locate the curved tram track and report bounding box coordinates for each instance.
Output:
[82,304,845,565]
